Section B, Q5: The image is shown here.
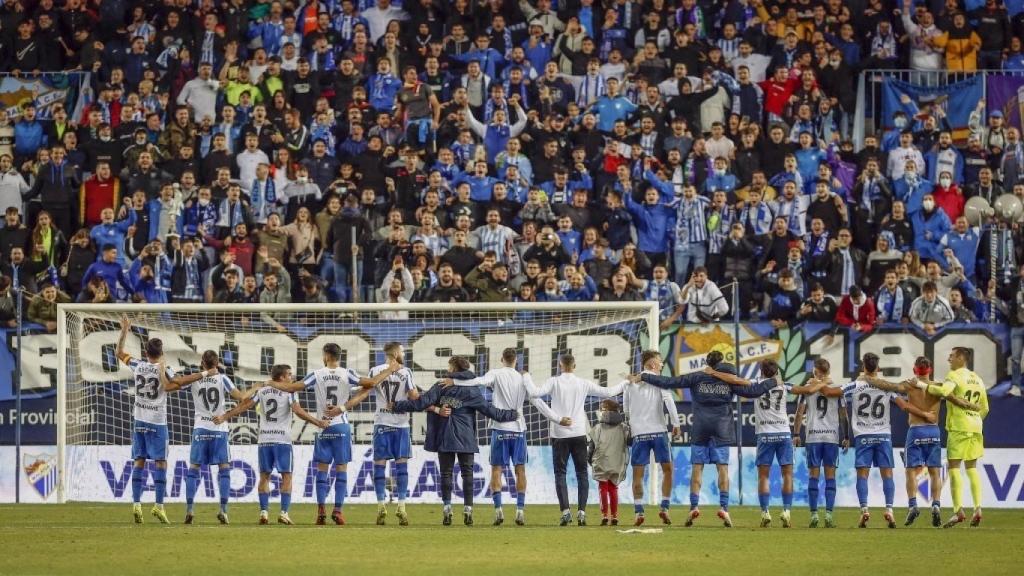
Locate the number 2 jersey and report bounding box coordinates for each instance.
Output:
[368,363,416,428]
[252,386,298,445]
[303,366,362,427]
[128,359,176,426]
[183,374,237,433]
[842,379,896,438]
[753,379,793,435]
[803,381,845,444]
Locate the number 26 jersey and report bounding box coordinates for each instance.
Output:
[842,380,895,438]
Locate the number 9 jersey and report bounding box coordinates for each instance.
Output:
[128,359,176,426]
[184,374,237,432]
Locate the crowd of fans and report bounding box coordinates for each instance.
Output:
[2,0,1024,392]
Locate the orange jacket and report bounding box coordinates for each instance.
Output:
[934,32,982,72]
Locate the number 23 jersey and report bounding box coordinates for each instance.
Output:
[184,374,237,433]
[842,380,895,438]
[129,359,176,426]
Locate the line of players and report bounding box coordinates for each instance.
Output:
[115,313,988,528]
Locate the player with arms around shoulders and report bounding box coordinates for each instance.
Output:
[445,347,548,526]
[814,352,899,528]
[923,347,989,528]
[792,358,850,528]
[182,350,246,525]
[265,343,400,526]
[622,350,681,527]
[860,356,946,527]
[214,364,328,525]
[117,315,209,525]
[637,345,776,528]
[363,342,421,526]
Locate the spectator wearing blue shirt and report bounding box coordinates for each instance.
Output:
[794,132,828,187]
[940,217,981,279]
[450,34,507,79]
[587,78,637,133]
[912,195,952,264]
[81,244,134,300]
[89,208,137,266]
[367,58,402,113]
[703,157,738,197]
[453,160,499,203]
[555,215,582,260]
[624,164,676,266]
[13,104,46,163]
[892,159,932,217]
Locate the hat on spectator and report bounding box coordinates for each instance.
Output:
[991,110,1004,118]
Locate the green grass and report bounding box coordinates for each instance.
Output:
[0,504,1022,575]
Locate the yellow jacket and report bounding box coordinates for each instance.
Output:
[934,32,982,72]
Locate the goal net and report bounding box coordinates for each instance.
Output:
[57,302,658,503]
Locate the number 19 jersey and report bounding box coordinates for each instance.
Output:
[303,367,361,427]
[842,380,895,438]
[369,364,416,428]
[186,374,236,432]
[753,379,793,435]
[128,359,176,426]
[253,387,298,445]
[804,382,844,444]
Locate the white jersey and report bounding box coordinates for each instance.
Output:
[804,381,845,444]
[842,379,896,438]
[303,366,361,427]
[623,372,680,437]
[459,367,544,432]
[532,373,625,439]
[128,358,176,426]
[369,364,416,428]
[184,374,236,432]
[753,378,793,435]
[252,386,298,445]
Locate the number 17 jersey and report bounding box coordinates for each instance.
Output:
[369,363,416,428]
[842,380,895,438]
[303,367,362,427]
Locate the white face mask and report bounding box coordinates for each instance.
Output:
[905,171,917,182]
[714,168,726,177]
[922,199,935,211]
[546,289,558,296]
[198,198,210,206]
[298,175,308,184]
[940,177,951,187]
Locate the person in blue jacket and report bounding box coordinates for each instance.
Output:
[89,207,137,266]
[391,356,519,527]
[13,104,47,163]
[634,347,775,528]
[624,160,675,266]
[911,194,952,264]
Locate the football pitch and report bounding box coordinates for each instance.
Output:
[1,505,1022,575]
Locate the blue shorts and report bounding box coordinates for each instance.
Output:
[314,424,353,465]
[131,422,168,461]
[854,435,894,469]
[691,439,729,465]
[372,425,412,461]
[190,429,229,466]
[258,444,293,474]
[905,425,942,468]
[805,442,840,469]
[755,434,794,467]
[630,433,672,466]
[489,430,528,467]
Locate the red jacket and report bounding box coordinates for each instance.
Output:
[836,294,877,331]
[80,175,121,227]
[933,184,965,223]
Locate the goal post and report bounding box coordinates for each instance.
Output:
[55,302,660,504]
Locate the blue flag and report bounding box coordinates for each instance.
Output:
[881,75,983,143]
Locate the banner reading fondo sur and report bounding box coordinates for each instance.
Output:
[5,445,1024,508]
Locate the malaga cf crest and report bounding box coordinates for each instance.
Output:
[23,453,57,500]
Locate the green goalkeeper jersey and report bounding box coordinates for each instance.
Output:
[929,367,988,434]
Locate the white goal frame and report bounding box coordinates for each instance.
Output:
[56,301,660,504]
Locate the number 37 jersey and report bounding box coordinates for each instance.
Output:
[842,380,896,438]
[303,367,362,427]
[185,374,237,433]
[128,359,176,426]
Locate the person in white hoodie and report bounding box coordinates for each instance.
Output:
[0,154,30,215]
[530,353,625,527]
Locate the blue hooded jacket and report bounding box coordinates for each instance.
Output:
[392,371,518,453]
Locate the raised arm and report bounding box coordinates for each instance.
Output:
[732,377,777,399]
[862,373,909,394]
[925,377,956,399]
[703,366,750,386]
[116,315,133,364]
[639,372,696,390]
[167,366,214,392]
[358,361,400,388]
[449,370,498,388]
[586,380,625,398]
[463,105,487,138]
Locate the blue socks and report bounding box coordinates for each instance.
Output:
[258,492,269,512]
[185,468,200,512]
[758,492,769,512]
[660,498,669,511]
[131,466,144,503]
[493,492,503,509]
[373,463,387,503]
[808,476,819,512]
[152,468,166,505]
[395,462,408,501]
[634,503,644,514]
[516,492,525,510]
[281,493,291,513]
[909,496,918,509]
[334,471,347,510]
[825,478,837,512]
[782,490,793,511]
[882,476,895,508]
[689,493,699,510]
[856,476,868,508]
[719,491,729,511]
[315,470,330,506]
[218,468,231,513]
[932,499,941,508]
